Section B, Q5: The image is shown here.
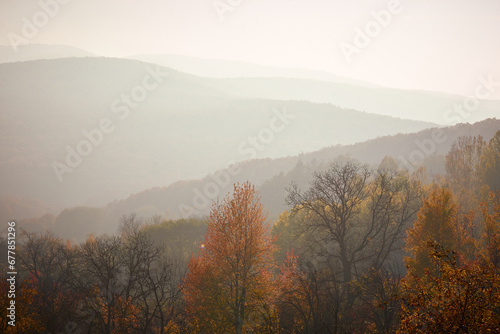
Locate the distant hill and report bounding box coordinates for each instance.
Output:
[19,119,500,242]
[0,44,96,63]
[0,196,60,230]
[128,53,373,87]
[0,57,435,208]
[2,47,498,124]
[129,54,500,124]
[105,118,500,220]
[198,77,500,125]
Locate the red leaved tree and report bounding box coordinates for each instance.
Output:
[183,182,277,334]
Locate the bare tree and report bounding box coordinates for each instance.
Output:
[120,221,184,333]
[286,162,421,330]
[75,215,185,334]
[79,235,126,334]
[18,231,83,332]
[135,255,185,333]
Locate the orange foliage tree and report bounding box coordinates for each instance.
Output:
[404,186,464,277]
[0,277,45,333]
[399,242,500,333]
[399,186,500,332]
[183,182,278,334]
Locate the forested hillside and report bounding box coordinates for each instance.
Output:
[2,130,499,333]
[14,118,500,243]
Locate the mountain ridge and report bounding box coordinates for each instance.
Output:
[0,44,97,63]
[0,57,437,209]
[13,118,499,242]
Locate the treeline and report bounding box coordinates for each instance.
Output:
[0,131,499,333]
[0,213,210,333]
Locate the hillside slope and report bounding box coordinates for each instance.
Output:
[0,57,435,208]
[19,119,499,242]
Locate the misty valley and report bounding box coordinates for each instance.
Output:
[0,41,499,333]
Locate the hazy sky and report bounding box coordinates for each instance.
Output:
[1,0,499,96]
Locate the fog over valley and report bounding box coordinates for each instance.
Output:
[0,1,499,332]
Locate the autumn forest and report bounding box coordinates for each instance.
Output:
[1,131,499,333]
